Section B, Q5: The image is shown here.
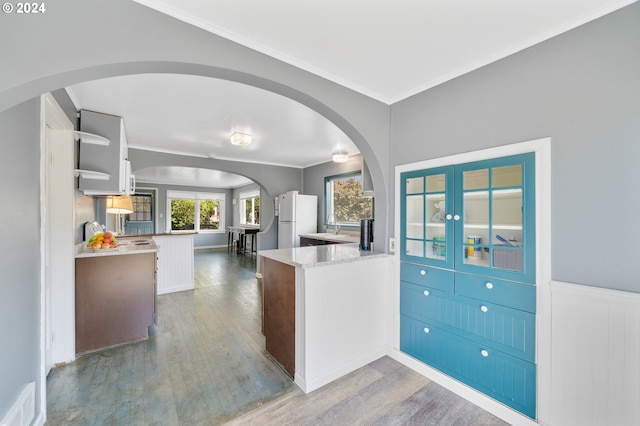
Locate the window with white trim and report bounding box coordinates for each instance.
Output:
[166,191,225,232]
[325,172,374,227]
[239,189,260,225]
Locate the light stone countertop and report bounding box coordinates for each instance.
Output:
[75,239,158,259]
[299,232,360,244]
[258,243,390,269]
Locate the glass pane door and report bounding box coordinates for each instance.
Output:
[404,177,424,257]
[459,162,526,273]
[402,168,452,267]
[462,168,490,267]
[491,164,524,272]
[425,173,447,261]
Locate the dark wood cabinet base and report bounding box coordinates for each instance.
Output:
[262,257,295,377]
[75,252,156,354]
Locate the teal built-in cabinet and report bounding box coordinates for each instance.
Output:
[399,153,536,418]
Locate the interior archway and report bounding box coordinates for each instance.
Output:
[6,61,388,248]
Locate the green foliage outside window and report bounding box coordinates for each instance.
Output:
[327,174,373,225]
[200,200,220,230]
[171,198,220,231]
[244,197,260,225]
[171,199,195,230]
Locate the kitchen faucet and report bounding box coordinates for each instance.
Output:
[327,213,340,235]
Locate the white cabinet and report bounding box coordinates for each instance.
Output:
[78,110,134,195]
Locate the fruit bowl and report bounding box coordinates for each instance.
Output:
[86,232,119,250]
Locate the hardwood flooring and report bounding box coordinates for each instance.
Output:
[229,356,509,426]
[47,249,295,425]
[46,248,509,425]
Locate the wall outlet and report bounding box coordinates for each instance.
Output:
[389,237,396,253]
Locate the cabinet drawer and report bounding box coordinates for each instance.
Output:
[401,263,454,293]
[400,315,536,419]
[455,273,536,313]
[400,281,450,323]
[401,281,535,362]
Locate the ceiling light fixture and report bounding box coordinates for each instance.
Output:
[332,151,349,163]
[230,132,252,146]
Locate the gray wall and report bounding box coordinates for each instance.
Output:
[0,99,42,416]
[303,154,366,233]
[390,3,640,292]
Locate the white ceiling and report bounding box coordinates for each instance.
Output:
[67,74,358,188]
[68,0,635,188]
[133,0,635,103]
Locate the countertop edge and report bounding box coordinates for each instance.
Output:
[119,233,197,238]
[75,242,158,258]
[299,233,360,243]
[258,244,391,269]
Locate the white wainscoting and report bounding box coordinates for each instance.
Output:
[0,382,35,426]
[294,256,393,393]
[153,235,195,295]
[551,281,640,426]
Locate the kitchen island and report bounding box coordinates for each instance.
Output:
[75,239,158,354]
[259,243,392,393]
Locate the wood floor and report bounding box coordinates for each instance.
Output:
[46,248,509,425]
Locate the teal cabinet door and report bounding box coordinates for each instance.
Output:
[401,153,535,283]
[400,166,454,269]
[454,153,536,283]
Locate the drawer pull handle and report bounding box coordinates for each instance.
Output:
[423,290,430,296]
[420,269,426,276]
[480,305,488,313]
[423,327,430,334]
[485,282,494,289]
[481,349,489,357]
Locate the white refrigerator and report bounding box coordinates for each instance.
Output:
[277,191,318,248]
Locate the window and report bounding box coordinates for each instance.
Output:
[325,172,373,227]
[239,189,260,225]
[167,191,225,232]
[128,194,152,222]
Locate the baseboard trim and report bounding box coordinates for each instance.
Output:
[157,284,194,295]
[296,348,387,394]
[194,245,228,250]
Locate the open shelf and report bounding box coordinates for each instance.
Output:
[74,169,110,180]
[464,223,522,230]
[74,131,111,146]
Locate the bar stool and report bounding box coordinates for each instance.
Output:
[245,232,256,255]
[227,227,235,251]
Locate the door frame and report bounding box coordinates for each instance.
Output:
[40,93,75,421]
